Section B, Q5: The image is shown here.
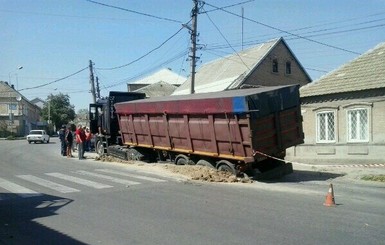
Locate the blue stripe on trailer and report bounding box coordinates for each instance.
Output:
[232,96,247,113]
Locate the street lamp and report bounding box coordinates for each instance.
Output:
[7,66,23,137]
[8,66,23,89]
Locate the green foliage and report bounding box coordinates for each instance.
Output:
[6,135,15,140]
[41,93,76,130]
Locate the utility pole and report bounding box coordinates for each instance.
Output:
[189,0,199,94]
[89,60,96,103]
[96,76,101,99]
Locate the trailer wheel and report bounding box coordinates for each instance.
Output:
[96,140,105,156]
[175,154,188,165]
[196,159,214,168]
[216,160,236,175]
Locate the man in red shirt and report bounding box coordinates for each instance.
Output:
[75,124,86,160]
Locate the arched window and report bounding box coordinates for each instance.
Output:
[343,103,372,143]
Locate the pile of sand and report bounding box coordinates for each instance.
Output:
[95,155,253,183]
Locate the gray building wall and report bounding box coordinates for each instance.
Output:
[286,89,385,164]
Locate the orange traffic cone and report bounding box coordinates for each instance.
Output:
[323,183,336,207]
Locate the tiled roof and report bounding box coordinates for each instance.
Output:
[172,38,282,95]
[300,42,385,97]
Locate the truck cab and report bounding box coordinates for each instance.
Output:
[89,91,146,155]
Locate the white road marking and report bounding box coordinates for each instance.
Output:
[95,169,167,183]
[75,170,141,185]
[0,177,42,198]
[16,175,80,193]
[45,173,113,189]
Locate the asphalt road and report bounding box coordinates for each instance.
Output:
[0,138,384,245]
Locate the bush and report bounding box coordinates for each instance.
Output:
[6,135,16,140]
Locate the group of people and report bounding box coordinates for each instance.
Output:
[59,124,92,160]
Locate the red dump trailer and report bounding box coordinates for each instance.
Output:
[114,85,304,178]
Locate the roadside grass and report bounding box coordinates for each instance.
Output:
[361,175,385,182]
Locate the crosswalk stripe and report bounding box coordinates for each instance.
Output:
[95,169,167,183]
[45,173,113,189]
[0,177,42,198]
[75,170,141,185]
[17,175,80,193]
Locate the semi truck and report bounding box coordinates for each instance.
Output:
[90,85,304,179]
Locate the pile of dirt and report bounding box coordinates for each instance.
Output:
[163,164,254,183]
[94,155,253,183]
[95,155,134,164]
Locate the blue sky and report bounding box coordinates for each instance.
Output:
[1,0,385,111]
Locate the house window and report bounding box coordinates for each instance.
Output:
[316,111,336,143]
[272,59,278,73]
[286,61,291,74]
[347,108,369,142]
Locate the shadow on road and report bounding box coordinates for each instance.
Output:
[0,193,87,245]
[273,169,345,183]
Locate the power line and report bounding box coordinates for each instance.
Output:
[18,67,88,92]
[204,2,361,55]
[201,0,256,14]
[85,0,182,24]
[102,50,189,89]
[95,26,186,70]
[203,6,250,71]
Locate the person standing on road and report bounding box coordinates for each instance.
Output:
[58,125,67,156]
[85,127,92,152]
[65,127,73,158]
[75,124,86,160]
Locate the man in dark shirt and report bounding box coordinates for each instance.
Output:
[58,125,67,156]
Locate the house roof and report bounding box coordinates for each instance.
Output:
[300,41,385,97]
[134,81,177,97]
[30,98,45,104]
[128,68,186,85]
[172,37,309,95]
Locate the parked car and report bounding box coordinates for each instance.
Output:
[27,130,50,144]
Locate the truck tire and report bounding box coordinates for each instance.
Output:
[96,140,105,156]
[216,160,236,175]
[196,159,214,168]
[175,154,188,165]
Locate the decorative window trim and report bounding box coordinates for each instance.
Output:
[313,106,339,112]
[342,102,373,109]
[315,109,338,144]
[345,106,371,143]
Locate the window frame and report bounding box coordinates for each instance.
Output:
[285,61,291,75]
[346,107,370,143]
[315,110,337,143]
[272,59,278,73]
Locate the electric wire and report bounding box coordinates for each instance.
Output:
[204,2,361,55]
[201,0,256,14]
[18,67,89,92]
[95,26,186,70]
[103,50,189,89]
[85,0,182,24]
[202,6,250,71]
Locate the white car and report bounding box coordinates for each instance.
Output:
[27,130,50,144]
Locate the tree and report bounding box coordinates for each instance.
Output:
[41,93,76,130]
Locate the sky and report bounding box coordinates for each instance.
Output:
[1,0,385,111]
